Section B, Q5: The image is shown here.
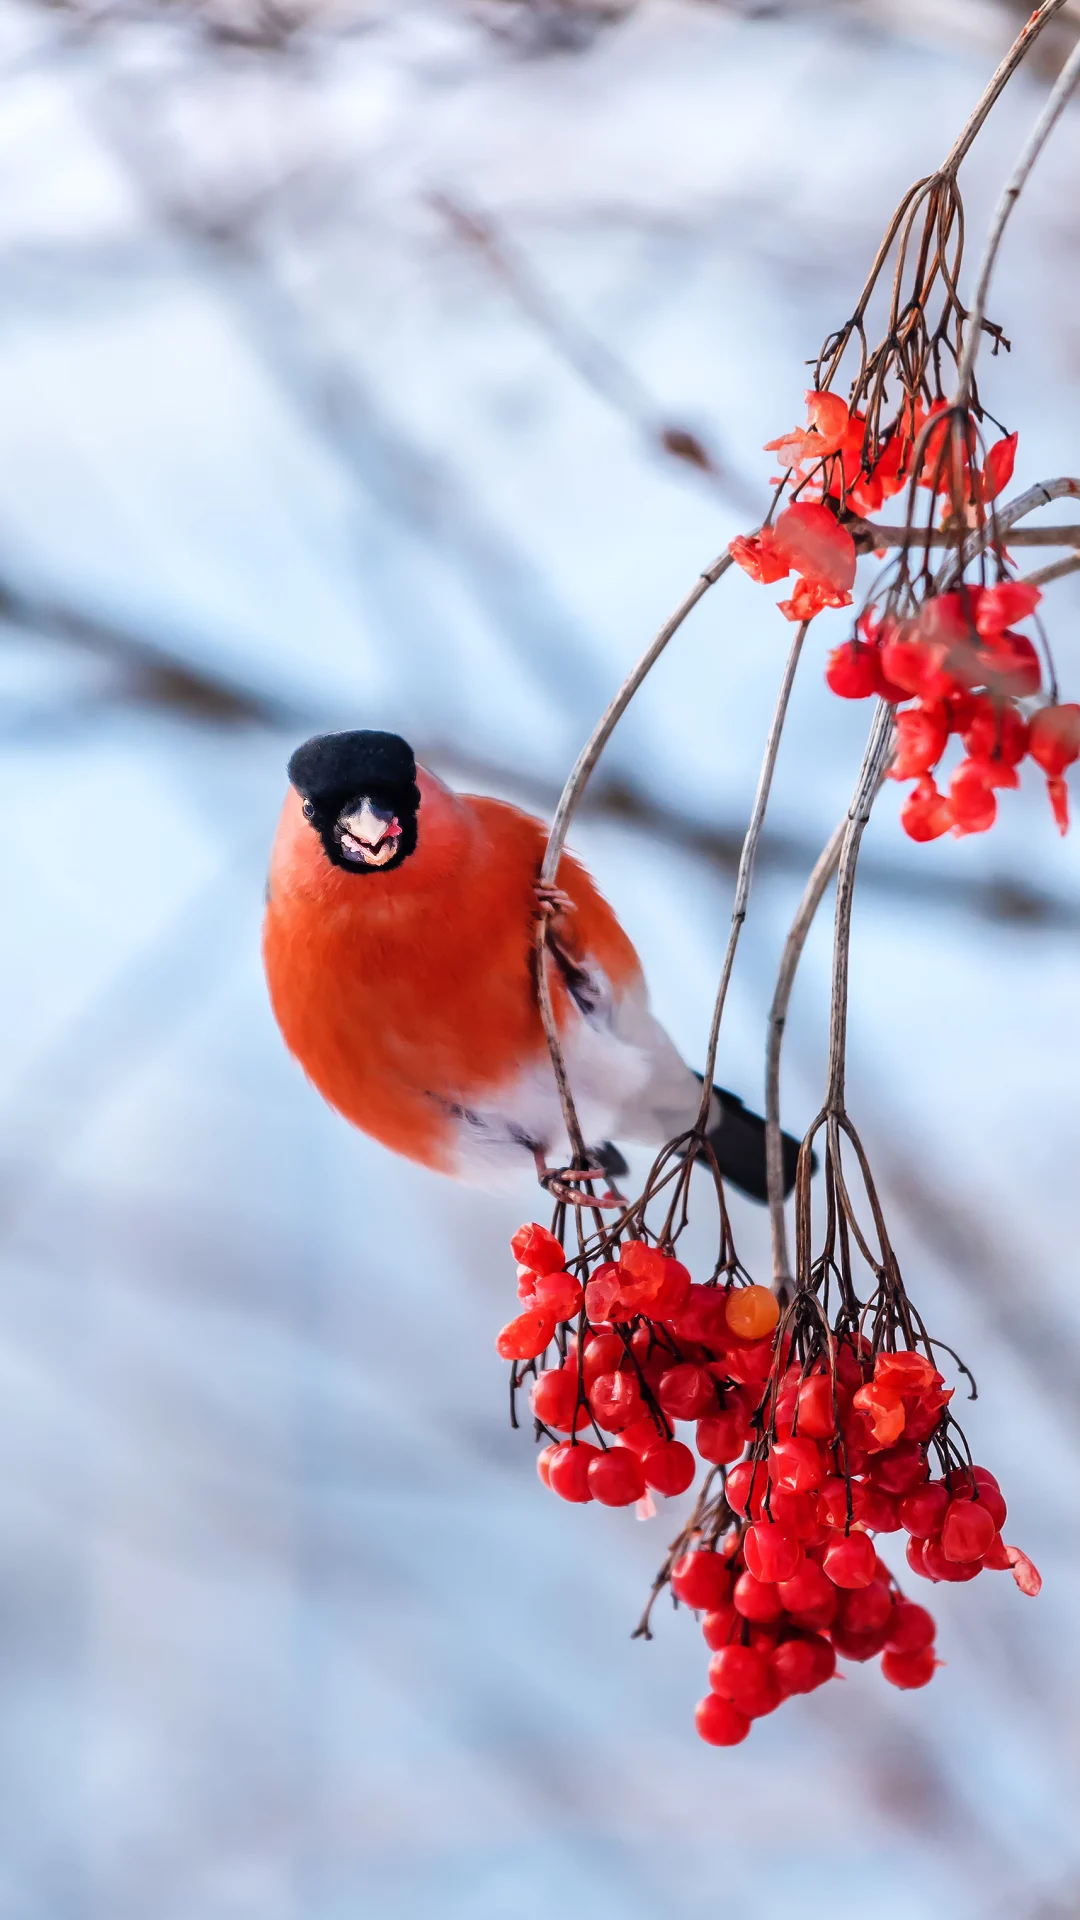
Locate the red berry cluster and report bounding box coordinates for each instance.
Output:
[499,1224,779,1512]
[685,1342,1039,1746]
[825,585,1080,838]
[498,1225,1041,1749]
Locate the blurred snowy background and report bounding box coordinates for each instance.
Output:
[0,1,1079,1915]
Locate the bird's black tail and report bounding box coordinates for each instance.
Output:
[695,1084,805,1204]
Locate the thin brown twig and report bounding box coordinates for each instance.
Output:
[1020,553,1080,588]
[941,0,1072,174]
[536,550,735,1166]
[826,703,896,1114]
[695,620,810,1122]
[954,29,1080,407]
[765,819,846,1289]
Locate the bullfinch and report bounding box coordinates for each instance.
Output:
[262,730,801,1203]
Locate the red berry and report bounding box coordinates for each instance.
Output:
[511,1222,566,1274]
[901,773,952,842]
[922,1535,982,1583]
[536,1443,558,1489]
[869,1443,929,1497]
[708,1643,780,1717]
[641,1439,696,1497]
[949,759,997,835]
[778,1560,836,1617]
[772,1635,837,1695]
[582,1333,626,1382]
[899,1481,949,1537]
[769,1436,826,1494]
[941,1497,997,1563]
[837,1578,892,1635]
[652,1257,692,1319]
[859,1484,901,1532]
[547,1442,600,1503]
[1029,702,1080,776]
[531,1270,585,1320]
[905,1534,938,1582]
[701,1605,740,1651]
[823,1531,877,1589]
[891,701,949,779]
[831,1619,891,1662]
[696,1407,750,1465]
[589,1370,644,1433]
[588,1448,646,1507]
[885,1601,936,1655]
[617,1415,666,1455]
[744,1522,802,1585]
[658,1363,718,1422]
[882,1646,938,1690]
[671,1551,732,1611]
[796,1373,838,1439]
[694,1694,751,1746]
[732,1571,783,1624]
[725,1460,765,1518]
[826,639,880,700]
[495,1309,556,1362]
[530,1367,580,1431]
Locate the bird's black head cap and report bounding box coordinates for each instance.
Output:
[287,730,420,874]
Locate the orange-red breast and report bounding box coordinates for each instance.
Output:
[262,731,800,1200]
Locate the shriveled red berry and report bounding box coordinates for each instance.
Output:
[708,1643,780,1718]
[901,774,952,842]
[511,1223,566,1275]
[941,1497,997,1563]
[1029,702,1080,775]
[796,1372,837,1439]
[769,1435,826,1494]
[547,1441,600,1503]
[671,1550,732,1611]
[696,1406,750,1465]
[588,1448,646,1507]
[823,1531,877,1589]
[882,1646,938,1689]
[658,1363,718,1422]
[617,1415,666,1455]
[641,1439,696,1497]
[772,1635,836,1695]
[694,1693,750,1746]
[905,1534,938,1582]
[532,1270,584,1320]
[652,1256,692,1319]
[744,1522,801,1585]
[885,1600,936,1655]
[496,1309,556,1362]
[732,1571,783,1624]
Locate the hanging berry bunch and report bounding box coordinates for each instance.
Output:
[499,4,1072,1759]
[726,40,1080,843]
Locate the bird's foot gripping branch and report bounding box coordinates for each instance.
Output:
[509,4,1075,1753]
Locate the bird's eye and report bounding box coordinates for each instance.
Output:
[302,799,315,820]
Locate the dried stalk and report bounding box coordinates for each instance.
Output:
[535,550,734,1165]
[765,819,846,1288]
[696,621,810,1122]
[941,0,1072,174]
[954,30,1080,407]
[826,703,896,1114]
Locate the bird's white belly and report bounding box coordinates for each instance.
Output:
[443,982,709,1188]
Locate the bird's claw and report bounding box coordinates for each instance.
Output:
[535,883,576,917]
[536,1160,622,1209]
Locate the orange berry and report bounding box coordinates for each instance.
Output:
[725,1285,780,1342]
